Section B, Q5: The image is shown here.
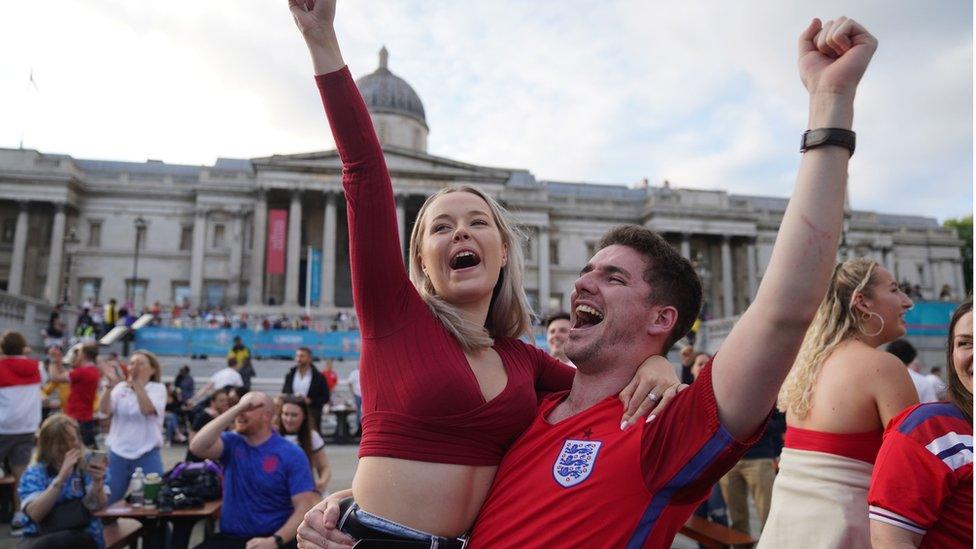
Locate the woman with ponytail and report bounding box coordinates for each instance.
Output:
[759,258,919,548]
[868,300,972,548]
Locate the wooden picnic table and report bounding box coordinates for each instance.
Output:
[96,499,222,548]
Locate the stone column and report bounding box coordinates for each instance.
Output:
[721,236,734,317]
[228,212,244,305]
[44,203,67,303]
[320,192,338,308]
[396,195,407,256]
[8,201,29,295]
[883,248,896,275]
[284,190,303,306]
[248,190,267,305]
[746,239,757,302]
[537,226,551,314]
[954,261,965,298]
[680,233,691,260]
[190,209,207,307]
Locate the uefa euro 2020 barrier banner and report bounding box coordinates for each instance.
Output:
[133,301,960,358]
[903,301,961,337]
[134,327,362,359]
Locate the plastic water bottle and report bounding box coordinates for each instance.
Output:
[128,467,145,507]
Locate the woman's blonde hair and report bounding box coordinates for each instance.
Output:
[132,349,162,382]
[36,414,80,467]
[778,258,882,418]
[408,185,532,351]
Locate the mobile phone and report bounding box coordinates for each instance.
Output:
[89,450,108,468]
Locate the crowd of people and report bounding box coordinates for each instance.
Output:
[0,330,362,548]
[44,301,363,350]
[1,6,972,549]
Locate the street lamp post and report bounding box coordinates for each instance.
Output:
[130,217,147,309]
[60,227,80,305]
[125,217,147,357]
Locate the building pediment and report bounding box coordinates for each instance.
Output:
[253,147,513,183]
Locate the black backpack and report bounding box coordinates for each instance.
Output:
[159,459,223,508]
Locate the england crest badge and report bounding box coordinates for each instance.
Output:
[553,439,602,488]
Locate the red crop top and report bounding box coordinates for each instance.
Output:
[315,67,576,466]
[784,425,883,464]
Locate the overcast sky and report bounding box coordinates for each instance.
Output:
[1,1,971,221]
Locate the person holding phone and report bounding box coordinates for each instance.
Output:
[99,350,167,504]
[17,415,109,549]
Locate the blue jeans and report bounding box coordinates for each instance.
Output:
[355,507,431,541]
[353,394,362,433]
[107,447,163,504]
[164,412,179,442]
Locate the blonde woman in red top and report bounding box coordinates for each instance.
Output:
[759,260,919,548]
[288,1,680,546]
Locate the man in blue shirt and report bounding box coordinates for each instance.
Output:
[191,391,318,549]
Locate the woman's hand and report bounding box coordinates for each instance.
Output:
[99,361,122,388]
[86,458,106,485]
[288,0,336,38]
[287,0,344,75]
[798,17,877,99]
[618,355,686,430]
[296,489,355,549]
[57,449,82,484]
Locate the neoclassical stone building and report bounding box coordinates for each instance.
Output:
[0,50,966,319]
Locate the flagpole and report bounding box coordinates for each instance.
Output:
[21,68,40,150]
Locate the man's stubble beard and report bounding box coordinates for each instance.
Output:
[566,320,628,370]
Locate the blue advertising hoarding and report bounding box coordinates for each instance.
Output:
[134,328,361,360]
[132,302,959,360]
[904,301,960,336]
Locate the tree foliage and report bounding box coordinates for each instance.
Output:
[943,215,973,294]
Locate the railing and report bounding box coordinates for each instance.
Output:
[699,316,740,354]
[699,301,963,368]
[0,292,69,349]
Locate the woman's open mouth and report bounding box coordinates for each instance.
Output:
[450,250,482,270]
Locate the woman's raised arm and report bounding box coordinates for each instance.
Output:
[288,0,344,75]
[290,0,417,336]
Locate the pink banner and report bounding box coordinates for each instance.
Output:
[266,209,288,275]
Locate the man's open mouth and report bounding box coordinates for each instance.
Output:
[450,250,482,270]
[574,304,604,328]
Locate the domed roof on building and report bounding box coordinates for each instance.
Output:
[355,47,427,127]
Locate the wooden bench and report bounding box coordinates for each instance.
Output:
[681,515,758,548]
[103,517,143,549]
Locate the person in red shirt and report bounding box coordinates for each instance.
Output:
[869,301,973,548]
[321,359,338,393]
[0,330,43,524]
[61,343,102,448]
[298,15,877,547]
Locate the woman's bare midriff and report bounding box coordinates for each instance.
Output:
[789,341,885,433]
[352,456,498,537]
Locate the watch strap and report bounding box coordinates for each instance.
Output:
[273,534,285,547]
[800,128,856,157]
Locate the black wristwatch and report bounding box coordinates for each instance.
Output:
[800,128,856,156]
[273,534,285,547]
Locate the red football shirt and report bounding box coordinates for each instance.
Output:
[65,364,100,421]
[868,402,973,548]
[469,362,763,548]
